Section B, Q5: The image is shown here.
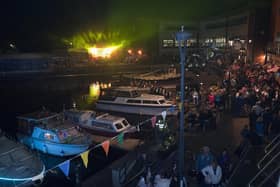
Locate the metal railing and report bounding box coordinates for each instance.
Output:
[257,165,280,187]
[264,134,280,153]
[248,151,280,187]
[258,140,280,169]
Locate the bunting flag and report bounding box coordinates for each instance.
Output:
[178,102,183,111]
[117,132,124,145]
[59,160,70,177]
[102,140,110,156]
[161,111,167,122]
[151,116,157,128]
[81,150,89,168]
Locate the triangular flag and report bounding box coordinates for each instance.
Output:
[81,150,89,168]
[161,111,167,122]
[117,133,124,145]
[151,116,157,128]
[178,102,183,111]
[102,140,110,156]
[59,160,70,177]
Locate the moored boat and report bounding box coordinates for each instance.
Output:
[96,86,178,116]
[17,111,92,157]
[0,132,45,186]
[64,109,137,137]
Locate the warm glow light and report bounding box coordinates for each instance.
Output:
[87,45,121,58]
[137,50,142,55]
[89,83,100,98]
[128,49,132,54]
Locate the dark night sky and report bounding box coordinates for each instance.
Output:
[0,0,267,51]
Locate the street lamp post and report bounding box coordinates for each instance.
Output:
[176,26,191,187]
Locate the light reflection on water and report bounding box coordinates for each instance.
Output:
[0,76,123,186]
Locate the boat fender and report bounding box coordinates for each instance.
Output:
[42,144,48,153]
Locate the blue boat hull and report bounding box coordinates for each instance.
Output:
[19,135,89,157]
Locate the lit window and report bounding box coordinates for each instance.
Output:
[163,40,174,48]
[44,133,54,140]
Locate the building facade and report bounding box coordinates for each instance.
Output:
[158,3,271,64]
[267,0,280,64]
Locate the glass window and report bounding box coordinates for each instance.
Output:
[92,122,114,130]
[163,40,174,48]
[122,120,129,127]
[175,40,187,47]
[115,123,124,130]
[143,100,158,104]
[44,133,54,140]
[127,99,141,104]
[159,100,165,104]
[131,90,140,97]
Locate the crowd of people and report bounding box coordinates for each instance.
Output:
[225,62,280,141]
[135,58,280,187]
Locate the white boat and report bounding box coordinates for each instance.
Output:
[96,87,178,116]
[64,109,137,137]
[0,133,45,186]
[17,111,91,157]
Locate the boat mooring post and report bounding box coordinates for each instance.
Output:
[176,26,191,187]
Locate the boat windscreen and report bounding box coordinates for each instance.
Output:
[115,123,124,130]
[122,120,130,127]
[131,90,141,97]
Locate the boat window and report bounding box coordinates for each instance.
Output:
[143,100,158,104]
[158,100,166,104]
[131,90,141,97]
[99,90,117,101]
[115,123,124,130]
[127,99,141,104]
[122,120,129,127]
[44,133,54,140]
[93,122,114,130]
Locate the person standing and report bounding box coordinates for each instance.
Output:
[196,146,214,185]
[201,160,222,187]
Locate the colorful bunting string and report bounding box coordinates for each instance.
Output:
[117,132,124,145]
[81,150,89,168]
[59,160,70,177]
[178,102,183,111]
[102,140,110,156]
[42,105,177,180]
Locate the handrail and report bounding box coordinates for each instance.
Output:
[265,134,280,153]
[248,151,280,187]
[257,165,280,187]
[258,141,280,169]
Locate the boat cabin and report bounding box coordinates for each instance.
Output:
[64,109,134,134]
[17,111,61,135]
[99,87,141,100]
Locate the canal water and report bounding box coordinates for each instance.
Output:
[0,74,129,186]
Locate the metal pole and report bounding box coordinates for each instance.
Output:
[176,26,188,187]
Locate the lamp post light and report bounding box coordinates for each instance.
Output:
[176,26,191,187]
